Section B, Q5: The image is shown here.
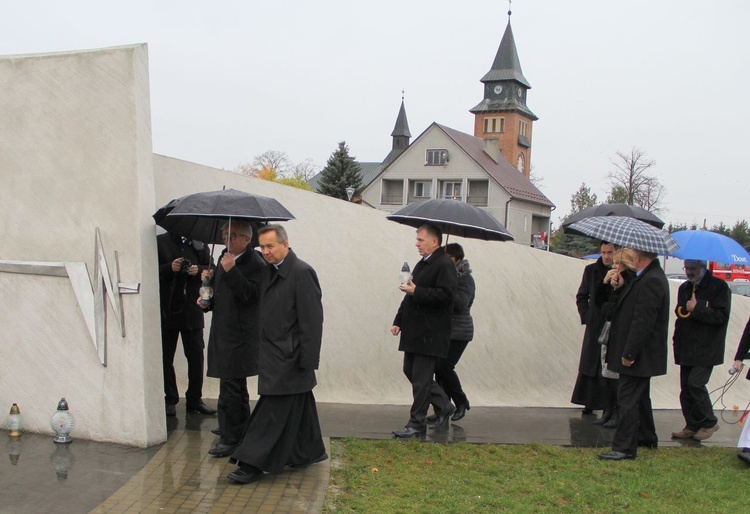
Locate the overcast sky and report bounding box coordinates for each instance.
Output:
[2,0,748,228]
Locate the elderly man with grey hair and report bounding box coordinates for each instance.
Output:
[199,220,266,457]
[671,259,731,441]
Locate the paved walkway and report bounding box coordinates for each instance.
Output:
[1,401,745,513]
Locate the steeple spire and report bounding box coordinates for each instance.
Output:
[481,20,530,88]
[383,95,411,167]
[391,95,411,138]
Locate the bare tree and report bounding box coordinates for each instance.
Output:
[608,147,666,213]
[252,150,292,177]
[528,165,544,189]
[291,158,319,181]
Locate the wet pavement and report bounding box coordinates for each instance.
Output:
[1,400,745,513]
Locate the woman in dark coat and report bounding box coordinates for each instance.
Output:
[595,248,637,428]
[434,243,476,421]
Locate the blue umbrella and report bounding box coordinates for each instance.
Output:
[670,230,750,265]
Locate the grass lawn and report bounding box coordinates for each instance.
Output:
[324,438,746,513]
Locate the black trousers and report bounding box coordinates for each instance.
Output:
[679,365,717,431]
[403,352,452,430]
[218,378,251,445]
[161,326,205,406]
[435,340,469,407]
[612,374,657,456]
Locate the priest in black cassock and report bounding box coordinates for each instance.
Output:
[227,224,327,484]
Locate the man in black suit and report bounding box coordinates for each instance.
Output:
[573,241,615,420]
[599,250,670,461]
[199,221,265,457]
[227,224,326,484]
[732,316,750,465]
[671,260,731,441]
[391,224,457,438]
[157,233,216,417]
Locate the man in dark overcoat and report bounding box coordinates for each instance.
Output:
[600,251,669,461]
[157,232,216,417]
[200,220,265,457]
[732,316,750,465]
[391,224,457,438]
[572,241,614,416]
[227,224,326,484]
[671,259,731,441]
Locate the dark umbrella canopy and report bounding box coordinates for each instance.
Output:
[386,199,514,242]
[562,203,664,236]
[567,216,678,255]
[153,189,294,244]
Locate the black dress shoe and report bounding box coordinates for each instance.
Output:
[592,409,613,425]
[228,468,263,484]
[165,404,176,417]
[186,401,217,415]
[602,412,619,429]
[392,426,425,438]
[582,408,594,415]
[738,452,750,465]
[451,402,470,421]
[208,443,238,458]
[290,452,329,469]
[210,428,221,436]
[428,406,456,429]
[598,451,635,461]
[426,414,439,423]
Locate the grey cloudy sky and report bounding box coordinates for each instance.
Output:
[2,0,748,229]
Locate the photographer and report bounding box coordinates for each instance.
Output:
[157,232,216,417]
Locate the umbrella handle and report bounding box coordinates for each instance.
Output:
[676,281,696,319]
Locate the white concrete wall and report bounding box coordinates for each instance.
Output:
[155,156,750,410]
[0,45,164,446]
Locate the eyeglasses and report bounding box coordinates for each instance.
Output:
[221,233,247,242]
[682,266,699,271]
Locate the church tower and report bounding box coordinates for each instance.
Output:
[382,97,411,167]
[470,14,537,178]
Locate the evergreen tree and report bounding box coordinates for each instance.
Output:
[550,182,600,258]
[317,141,363,200]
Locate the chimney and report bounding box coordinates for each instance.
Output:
[483,138,501,163]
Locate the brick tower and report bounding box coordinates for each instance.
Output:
[470,15,537,179]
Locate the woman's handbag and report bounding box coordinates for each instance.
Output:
[597,321,611,345]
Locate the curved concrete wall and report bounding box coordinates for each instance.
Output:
[156,156,750,411]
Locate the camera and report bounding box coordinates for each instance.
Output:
[180,258,193,274]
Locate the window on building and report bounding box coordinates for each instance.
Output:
[441,181,462,200]
[483,117,505,134]
[519,120,528,137]
[414,181,432,198]
[426,149,448,166]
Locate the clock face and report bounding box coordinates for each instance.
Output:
[517,88,523,98]
[493,85,503,94]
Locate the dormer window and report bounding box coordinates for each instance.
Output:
[426,149,448,166]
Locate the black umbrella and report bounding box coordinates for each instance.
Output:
[386,199,514,242]
[562,203,664,236]
[153,188,294,244]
